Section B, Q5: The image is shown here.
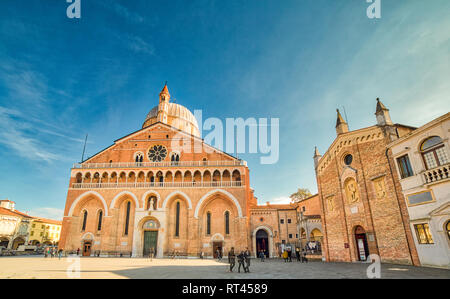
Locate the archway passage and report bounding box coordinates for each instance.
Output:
[213,241,223,258]
[12,237,25,250]
[256,229,269,257]
[354,226,369,261]
[0,238,9,248]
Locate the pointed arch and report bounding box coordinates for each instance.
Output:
[162,190,193,210]
[67,191,108,217]
[194,189,243,218]
[110,191,140,210]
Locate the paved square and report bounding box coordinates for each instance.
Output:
[0,256,448,279]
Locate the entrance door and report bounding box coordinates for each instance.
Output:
[256,229,269,257]
[212,241,223,258]
[354,226,369,261]
[143,231,158,257]
[83,241,92,256]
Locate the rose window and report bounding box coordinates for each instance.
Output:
[148,145,168,162]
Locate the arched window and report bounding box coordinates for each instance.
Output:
[421,136,449,169]
[206,212,211,235]
[225,211,230,235]
[135,153,143,164]
[81,210,88,232]
[171,153,180,165]
[97,210,103,231]
[175,202,180,237]
[124,201,131,235]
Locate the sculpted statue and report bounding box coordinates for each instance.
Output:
[346,179,360,204]
[327,196,334,212]
[375,179,386,199]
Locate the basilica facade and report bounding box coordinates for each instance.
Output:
[59,85,311,258]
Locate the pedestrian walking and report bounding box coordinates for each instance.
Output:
[149,247,154,261]
[44,247,48,258]
[259,250,265,262]
[237,251,246,273]
[200,251,204,259]
[244,248,251,273]
[76,248,80,256]
[282,250,288,262]
[295,247,301,262]
[228,247,236,272]
[216,249,221,261]
[58,249,63,260]
[302,248,308,263]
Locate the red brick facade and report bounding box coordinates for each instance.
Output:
[315,103,420,265]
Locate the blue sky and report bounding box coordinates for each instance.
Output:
[0,0,449,219]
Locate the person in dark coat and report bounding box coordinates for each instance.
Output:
[259,250,265,262]
[237,251,246,273]
[302,248,308,263]
[228,247,236,272]
[295,247,301,262]
[243,248,251,273]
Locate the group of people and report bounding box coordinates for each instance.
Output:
[227,247,251,273]
[282,247,308,263]
[44,247,63,259]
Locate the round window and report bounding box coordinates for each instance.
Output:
[148,145,168,162]
[344,154,353,166]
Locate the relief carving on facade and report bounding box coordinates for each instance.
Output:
[373,176,386,199]
[326,195,335,212]
[344,178,360,204]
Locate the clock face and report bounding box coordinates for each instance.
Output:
[148,145,168,162]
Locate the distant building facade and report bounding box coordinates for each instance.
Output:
[314,99,420,265]
[0,200,33,249]
[29,218,62,246]
[388,112,450,268]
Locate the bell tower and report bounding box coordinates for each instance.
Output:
[157,83,170,124]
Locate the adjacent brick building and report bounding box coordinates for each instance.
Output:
[314,99,420,265]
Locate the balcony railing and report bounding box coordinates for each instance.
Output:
[73,160,246,169]
[71,181,244,189]
[422,163,450,184]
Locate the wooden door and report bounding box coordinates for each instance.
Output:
[83,241,91,256]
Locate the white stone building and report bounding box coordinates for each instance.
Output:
[389,112,450,268]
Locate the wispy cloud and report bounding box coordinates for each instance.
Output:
[99,1,144,23]
[266,196,292,205]
[0,107,66,162]
[28,207,64,220]
[126,35,155,55]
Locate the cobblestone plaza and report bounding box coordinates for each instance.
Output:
[0,257,448,279]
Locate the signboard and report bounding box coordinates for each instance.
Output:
[357,239,366,261]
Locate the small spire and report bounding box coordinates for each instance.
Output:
[335,109,349,135]
[336,109,347,128]
[314,146,321,157]
[160,82,170,97]
[376,98,388,113]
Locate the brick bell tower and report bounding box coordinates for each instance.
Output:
[157,83,170,124]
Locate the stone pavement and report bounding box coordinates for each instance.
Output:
[0,256,448,279]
